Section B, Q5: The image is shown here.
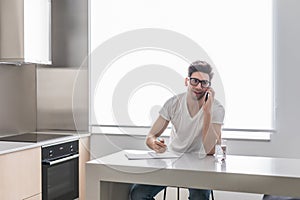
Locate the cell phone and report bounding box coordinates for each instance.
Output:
[205,92,209,102]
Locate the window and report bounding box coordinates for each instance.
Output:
[90,0,274,138]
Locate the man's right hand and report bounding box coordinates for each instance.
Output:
[147,137,167,153]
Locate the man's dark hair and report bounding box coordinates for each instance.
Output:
[188,60,214,80]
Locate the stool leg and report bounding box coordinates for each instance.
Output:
[177,187,180,200]
[163,188,167,200]
[211,190,215,200]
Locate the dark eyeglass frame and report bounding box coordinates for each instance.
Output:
[188,77,211,88]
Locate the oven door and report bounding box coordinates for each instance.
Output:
[42,154,79,200]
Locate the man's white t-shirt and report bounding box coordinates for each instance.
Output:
[159,92,225,153]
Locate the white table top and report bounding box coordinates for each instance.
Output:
[86,150,300,199]
[88,149,300,178]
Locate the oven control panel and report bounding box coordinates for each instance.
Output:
[42,140,79,161]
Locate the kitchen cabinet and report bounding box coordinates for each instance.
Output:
[0,147,41,200]
[23,193,41,200]
[0,0,51,64]
[79,136,90,200]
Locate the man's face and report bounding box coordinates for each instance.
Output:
[185,71,210,101]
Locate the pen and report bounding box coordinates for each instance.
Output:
[157,137,164,143]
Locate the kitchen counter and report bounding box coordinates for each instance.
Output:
[0,132,90,155]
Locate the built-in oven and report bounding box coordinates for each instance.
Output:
[42,140,79,200]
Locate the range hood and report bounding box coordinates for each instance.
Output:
[0,0,51,65]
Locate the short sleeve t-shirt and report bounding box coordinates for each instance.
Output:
[159,93,225,153]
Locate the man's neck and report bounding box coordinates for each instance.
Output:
[186,93,204,117]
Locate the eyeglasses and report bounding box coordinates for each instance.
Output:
[188,77,211,88]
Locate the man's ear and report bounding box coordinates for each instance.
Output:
[185,77,189,86]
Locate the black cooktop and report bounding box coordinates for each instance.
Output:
[0,133,71,143]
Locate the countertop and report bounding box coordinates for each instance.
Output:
[0,132,90,155]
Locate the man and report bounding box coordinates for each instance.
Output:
[130,60,225,200]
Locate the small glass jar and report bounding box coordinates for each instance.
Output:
[214,139,227,162]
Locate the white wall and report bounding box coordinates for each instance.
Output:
[229,0,300,159]
[273,0,300,158]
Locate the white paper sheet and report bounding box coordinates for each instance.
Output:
[124,150,181,160]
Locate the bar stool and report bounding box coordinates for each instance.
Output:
[163,187,214,200]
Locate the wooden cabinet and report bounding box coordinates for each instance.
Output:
[0,147,41,200]
[79,136,90,200]
[23,193,41,200]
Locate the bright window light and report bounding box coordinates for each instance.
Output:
[90,0,273,133]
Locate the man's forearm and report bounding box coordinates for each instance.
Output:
[202,112,222,154]
[202,112,211,141]
[146,116,169,152]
